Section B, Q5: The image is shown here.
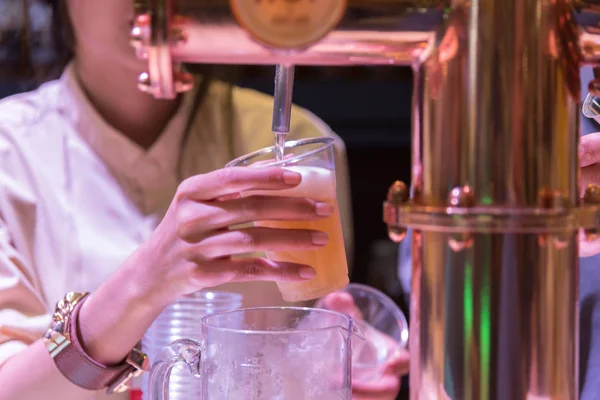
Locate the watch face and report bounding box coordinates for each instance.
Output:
[229,0,347,49]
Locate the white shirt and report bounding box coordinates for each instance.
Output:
[0,64,352,399]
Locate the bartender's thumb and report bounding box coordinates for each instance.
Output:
[580,132,600,168]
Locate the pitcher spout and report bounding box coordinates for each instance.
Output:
[343,319,365,341]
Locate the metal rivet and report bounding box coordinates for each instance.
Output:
[584,184,600,204]
[170,27,188,47]
[448,185,475,208]
[130,13,150,49]
[449,235,474,252]
[174,71,194,93]
[584,184,600,241]
[538,188,570,248]
[448,185,475,252]
[589,79,600,97]
[388,228,407,243]
[386,181,409,243]
[130,26,144,48]
[137,72,153,94]
[387,181,409,204]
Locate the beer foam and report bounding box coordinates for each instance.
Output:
[280,166,336,199]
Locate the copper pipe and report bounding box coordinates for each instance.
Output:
[131,1,600,399]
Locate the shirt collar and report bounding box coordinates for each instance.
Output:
[56,63,194,181]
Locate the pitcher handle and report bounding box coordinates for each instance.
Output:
[147,338,202,400]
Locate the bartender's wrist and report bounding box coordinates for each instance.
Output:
[77,254,168,365]
[76,294,135,366]
[43,292,149,394]
[124,243,183,307]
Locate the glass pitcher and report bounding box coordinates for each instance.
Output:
[148,307,364,400]
[140,291,243,399]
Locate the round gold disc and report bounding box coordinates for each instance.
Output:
[230,0,347,50]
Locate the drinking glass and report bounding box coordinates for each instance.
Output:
[225,137,349,302]
[140,291,243,400]
[316,283,409,383]
[583,91,600,119]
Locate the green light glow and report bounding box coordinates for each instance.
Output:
[463,261,473,398]
[479,242,491,398]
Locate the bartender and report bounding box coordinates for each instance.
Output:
[397,67,600,399]
[0,0,407,399]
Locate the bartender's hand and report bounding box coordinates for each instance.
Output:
[322,292,410,400]
[580,133,600,256]
[137,166,332,303]
[79,166,332,366]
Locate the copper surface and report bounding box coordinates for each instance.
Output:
[130,1,600,399]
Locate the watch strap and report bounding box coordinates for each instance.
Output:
[47,294,148,393]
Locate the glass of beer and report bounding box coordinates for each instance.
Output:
[225,137,349,302]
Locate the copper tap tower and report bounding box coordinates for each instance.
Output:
[130,1,600,398]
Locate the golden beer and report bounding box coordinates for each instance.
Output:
[254,165,349,302]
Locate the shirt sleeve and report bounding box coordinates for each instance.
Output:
[0,132,50,366]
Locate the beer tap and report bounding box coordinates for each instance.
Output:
[272,64,295,161]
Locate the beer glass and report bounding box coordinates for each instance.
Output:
[225,137,349,302]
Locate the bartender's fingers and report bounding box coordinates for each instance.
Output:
[324,294,404,355]
[581,133,600,168]
[385,348,411,377]
[579,230,600,257]
[184,227,328,261]
[178,167,302,201]
[352,374,401,400]
[193,257,316,283]
[322,292,363,321]
[177,196,333,239]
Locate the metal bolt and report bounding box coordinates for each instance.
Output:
[537,188,570,249]
[584,184,600,204]
[174,70,194,93]
[584,184,600,241]
[448,185,475,207]
[448,185,475,252]
[387,181,409,204]
[130,13,150,48]
[130,25,145,48]
[170,27,188,47]
[388,229,407,244]
[386,181,409,243]
[589,79,600,97]
[448,235,474,252]
[538,188,569,208]
[552,236,570,250]
[137,72,153,94]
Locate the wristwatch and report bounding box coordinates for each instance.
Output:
[43,292,149,394]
